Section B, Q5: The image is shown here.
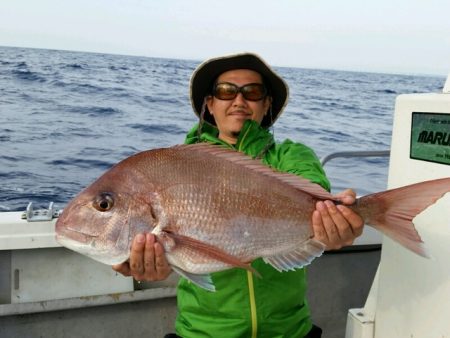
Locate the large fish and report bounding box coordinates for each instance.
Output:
[55,143,450,291]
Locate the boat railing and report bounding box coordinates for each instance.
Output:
[321,150,390,167]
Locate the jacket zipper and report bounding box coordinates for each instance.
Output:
[247,271,258,338]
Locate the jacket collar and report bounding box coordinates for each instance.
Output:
[185,120,275,158]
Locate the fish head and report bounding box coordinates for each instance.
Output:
[55,160,158,265]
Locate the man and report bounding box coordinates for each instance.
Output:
[113,52,363,337]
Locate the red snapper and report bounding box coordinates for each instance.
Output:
[55,143,450,291]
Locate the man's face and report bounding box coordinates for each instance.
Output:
[206,69,271,144]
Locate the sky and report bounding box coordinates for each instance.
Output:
[0,0,449,76]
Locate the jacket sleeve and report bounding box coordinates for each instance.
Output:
[267,139,331,191]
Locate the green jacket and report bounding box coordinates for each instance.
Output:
[176,120,330,338]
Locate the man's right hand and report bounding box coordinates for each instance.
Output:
[112,233,172,281]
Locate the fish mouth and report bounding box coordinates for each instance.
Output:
[56,234,129,266]
[56,225,99,244]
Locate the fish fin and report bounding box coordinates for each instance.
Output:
[358,177,450,258]
[263,238,325,272]
[176,143,336,201]
[166,231,259,276]
[171,266,216,292]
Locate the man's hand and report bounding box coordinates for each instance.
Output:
[312,189,364,250]
[112,233,172,281]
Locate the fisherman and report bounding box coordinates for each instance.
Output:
[113,52,364,338]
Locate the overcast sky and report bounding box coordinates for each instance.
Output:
[1,0,449,76]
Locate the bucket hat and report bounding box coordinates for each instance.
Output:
[190,52,289,128]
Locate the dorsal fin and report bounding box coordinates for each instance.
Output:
[174,143,336,201]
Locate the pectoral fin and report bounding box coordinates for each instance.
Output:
[166,231,260,277]
[171,266,216,292]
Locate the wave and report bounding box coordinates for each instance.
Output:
[375,89,397,94]
[48,158,114,170]
[64,63,85,70]
[0,135,11,141]
[127,123,186,135]
[109,65,129,71]
[12,68,47,82]
[64,105,124,117]
[72,83,107,93]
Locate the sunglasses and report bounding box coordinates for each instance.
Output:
[212,82,267,101]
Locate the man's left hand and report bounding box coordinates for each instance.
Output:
[311,189,364,250]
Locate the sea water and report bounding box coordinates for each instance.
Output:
[0,46,445,211]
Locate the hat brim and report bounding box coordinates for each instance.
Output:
[190,52,289,128]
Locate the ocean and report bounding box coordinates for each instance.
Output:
[0,46,446,212]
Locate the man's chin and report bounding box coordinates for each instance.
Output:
[230,116,251,126]
[230,131,241,138]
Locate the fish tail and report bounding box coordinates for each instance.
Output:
[355,177,450,257]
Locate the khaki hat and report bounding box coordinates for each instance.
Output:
[190,52,289,128]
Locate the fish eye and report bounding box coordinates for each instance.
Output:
[94,193,114,212]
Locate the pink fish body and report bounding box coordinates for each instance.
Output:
[55,144,450,290]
